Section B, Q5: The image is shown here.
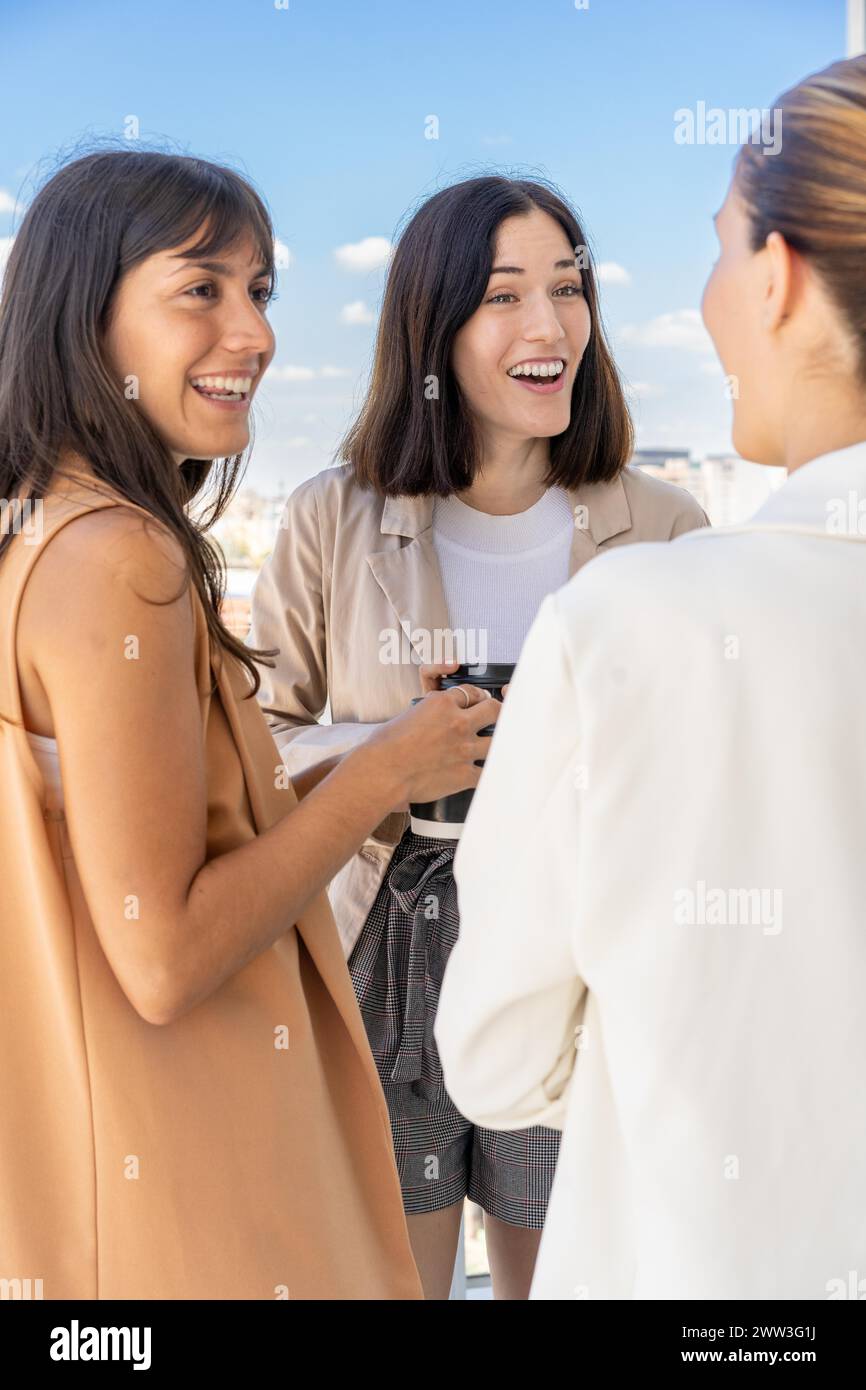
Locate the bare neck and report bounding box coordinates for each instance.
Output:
[455,437,551,515]
[780,382,866,474]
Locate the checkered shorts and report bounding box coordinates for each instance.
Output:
[348,827,560,1228]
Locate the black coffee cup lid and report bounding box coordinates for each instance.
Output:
[442,662,515,687]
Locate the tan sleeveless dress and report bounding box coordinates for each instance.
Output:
[0,467,423,1300]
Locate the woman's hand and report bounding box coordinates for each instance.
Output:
[420,660,510,699]
[364,677,501,813]
[418,659,460,695]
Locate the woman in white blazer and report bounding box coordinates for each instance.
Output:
[435,54,866,1300]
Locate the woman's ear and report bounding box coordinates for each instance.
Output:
[763,230,796,330]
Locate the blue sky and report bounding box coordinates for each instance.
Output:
[0,0,848,495]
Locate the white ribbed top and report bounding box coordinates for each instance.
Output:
[431,486,574,663]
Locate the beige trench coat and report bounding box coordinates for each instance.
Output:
[249,462,709,960]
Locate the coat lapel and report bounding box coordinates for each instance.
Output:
[366,472,635,634]
[564,471,633,577]
[365,493,451,661]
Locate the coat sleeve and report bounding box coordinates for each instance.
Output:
[434,591,587,1132]
[248,478,400,840]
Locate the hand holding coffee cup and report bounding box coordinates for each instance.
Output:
[409,662,515,837]
[365,676,503,814]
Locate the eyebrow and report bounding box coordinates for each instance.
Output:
[489,258,579,275]
[166,258,270,278]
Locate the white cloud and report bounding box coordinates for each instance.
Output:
[268,364,353,382]
[0,236,14,275]
[274,238,292,270]
[334,236,392,272]
[597,261,631,286]
[268,365,316,381]
[618,309,714,354]
[340,300,375,325]
[0,189,25,217]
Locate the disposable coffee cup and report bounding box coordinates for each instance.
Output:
[409,662,515,839]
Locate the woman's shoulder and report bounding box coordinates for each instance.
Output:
[20,502,191,653]
[44,501,184,586]
[286,462,379,510]
[618,463,710,534]
[15,497,198,740]
[281,463,387,542]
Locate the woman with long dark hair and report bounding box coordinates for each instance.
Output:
[0,148,501,1299]
[249,174,709,1298]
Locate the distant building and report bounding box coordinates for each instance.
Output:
[630,447,710,516]
[631,448,785,526]
[630,447,693,471]
[210,488,286,570]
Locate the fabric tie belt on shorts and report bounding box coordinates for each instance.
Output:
[384,842,458,1084]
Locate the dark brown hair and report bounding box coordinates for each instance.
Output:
[340,174,633,496]
[736,55,866,381]
[0,146,278,700]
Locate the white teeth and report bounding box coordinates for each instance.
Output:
[507,360,565,378]
[190,375,253,394]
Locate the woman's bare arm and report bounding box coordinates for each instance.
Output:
[21,508,498,1025]
[289,752,343,800]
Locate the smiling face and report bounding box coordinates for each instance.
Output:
[451,208,591,452]
[103,228,276,463]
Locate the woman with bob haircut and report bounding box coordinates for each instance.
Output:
[436,56,866,1299]
[250,173,709,1298]
[0,147,505,1300]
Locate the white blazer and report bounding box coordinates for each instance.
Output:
[435,440,866,1300]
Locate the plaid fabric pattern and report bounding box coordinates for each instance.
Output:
[348,827,560,1227]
